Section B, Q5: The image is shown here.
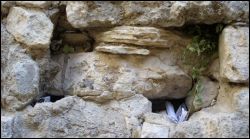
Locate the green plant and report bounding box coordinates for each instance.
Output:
[182,24,224,113]
[63,44,75,53]
[182,24,224,80]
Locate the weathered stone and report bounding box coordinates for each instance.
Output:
[49,50,192,101]
[207,58,220,81]
[216,83,249,115]
[66,1,249,28]
[16,1,52,9]
[108,94,152,118]
[1,21,16,46]
[93,26,189,48]
[8,95,152,138]
[6,7,53,58]
[66,1,122,28]
[171,112,249,138]
[1,44,40,111]
[219,25,249,83]
[232,86,249,116]
[185,76,219,113]
[170,84,249,138]
[1,116,14,138]
[141,122,169,138]
[95,43,150,55]
[140,113,175,138]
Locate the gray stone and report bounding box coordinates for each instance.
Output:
[9,95,151,137]
[49,50,192,101]
[66,1,249,28]
[185,76,219,113]
[219,25,249,83]
[6,7,54,58]
[1,116,14,138]
[1,44,40,111]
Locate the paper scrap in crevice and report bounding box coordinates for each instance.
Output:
[166,101,189,124]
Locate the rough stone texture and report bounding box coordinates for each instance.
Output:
[215,83,249,114]
[3,95,151,138]
[1,1,249,138]
[49,50,192,101]
[1,116,14,138]
[141,113,175,138]
[174,84,249,138]
[185,76,219,113]
[1,44,40,112]
[6,7,53,58]
[138,84,249,138]
[219,25,249,83]
[66,1,122,28]
[16,1,52,9]
[141,122,169,138]
[207,58,220,81]
[1,22,40,112]
[171,111,249,138]
[95,43,150,55]
[93,26,190,48]
[66,1,249,28]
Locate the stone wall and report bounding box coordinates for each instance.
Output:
[1,1,249,138]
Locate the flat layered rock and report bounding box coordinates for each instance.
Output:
[93,26,188,48]
[219,25,249,83]
[95,43,150,55]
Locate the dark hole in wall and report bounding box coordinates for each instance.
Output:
[150,98,186,113]
[30,93,65,107]
[50,5,95,55]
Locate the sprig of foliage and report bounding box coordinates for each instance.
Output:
[63,44,74,54]
[182,24,224,81]
[182,24,224,113]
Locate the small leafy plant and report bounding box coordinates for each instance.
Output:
[182,24,225,113]
[182,23,224,81]
[63,44,75,54]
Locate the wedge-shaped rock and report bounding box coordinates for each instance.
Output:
[219,25,249,83]
[95,43,150,55]
[6,7,53,57]
[93,26,189,48]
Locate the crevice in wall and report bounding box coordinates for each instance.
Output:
[149,98,186,113]
[30,93,65,107]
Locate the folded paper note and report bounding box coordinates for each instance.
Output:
[166,101,188,123]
